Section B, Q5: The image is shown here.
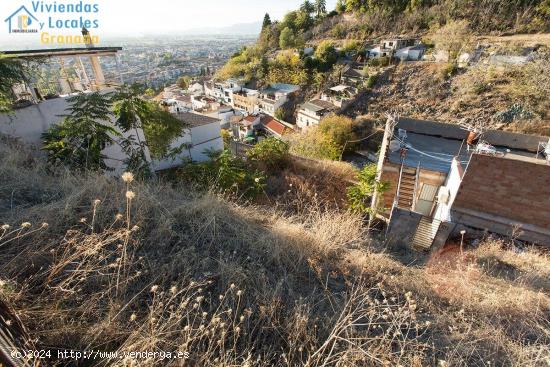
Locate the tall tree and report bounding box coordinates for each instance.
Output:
[0,54,28,113]
[279,27,296,49]
[42,92,117,171]
[112,84,184,176]
[300,0,315,14]
[315,0,327,18]
[262,13,272,29]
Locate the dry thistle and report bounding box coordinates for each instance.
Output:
[41,222,49,229]
[126,191,136,200]
[93,199,101,206]
[79,218,87,223]
[170,286,178,295]
[151,285,159,293]
[20,222,31,229]
[121,172,134,183]
[115,213,123,220]
[130,313,137,322]
[1,224,10,231]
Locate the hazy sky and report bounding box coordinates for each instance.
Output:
[1,0,338,45]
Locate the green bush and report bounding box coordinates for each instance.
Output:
[440,63,458,80]
[366,74,377,88]
[247,137,290,172]
[179,150,265,199]
[347,163,389,214]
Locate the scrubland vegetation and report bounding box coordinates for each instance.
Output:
[1,131,549,366]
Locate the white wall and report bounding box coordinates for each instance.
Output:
[297,110,320,129]
[0,96,148,176]
[433,158,463,222]
[151,122,223,170]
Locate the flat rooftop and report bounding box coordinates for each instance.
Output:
[391,118,550,172]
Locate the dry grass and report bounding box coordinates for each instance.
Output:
[0,140,549,366]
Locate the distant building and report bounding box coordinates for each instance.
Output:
[394,45,426,61]
[368,38,419,59]
[258,83,300,116]
[320,85,358,109]
[233,89,259,114]
[297,99,338,129]
[261,115,291,138]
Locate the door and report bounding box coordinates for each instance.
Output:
[415,184,439,216]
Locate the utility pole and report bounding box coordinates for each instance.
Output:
[367,114,397,231]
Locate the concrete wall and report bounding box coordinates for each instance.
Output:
[433,157,464,222]
[0,96,149,176]
[152,122,223,170]
[386,207,423,250]
[451,153,550,246]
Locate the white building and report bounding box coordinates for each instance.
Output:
[0,94,150,175]
[258,83,300,116]
[296,99,338,129]
[395,45,426,61]
[153,112,223,170]
[187,82,205,95]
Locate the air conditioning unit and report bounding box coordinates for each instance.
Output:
[437,187,450,204]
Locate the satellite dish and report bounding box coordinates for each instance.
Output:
[389,140,401,152]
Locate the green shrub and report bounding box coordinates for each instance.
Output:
[440,63,458,80]
[179,150,265,199]
[366,74,377,88]
[347,163,389,214]
[246,137,290,172]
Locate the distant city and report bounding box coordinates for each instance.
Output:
[1,34,257,94]
[103,35,256,88]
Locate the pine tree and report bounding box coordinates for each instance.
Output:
[262,13,271,29]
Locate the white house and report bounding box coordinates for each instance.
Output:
[192,95,220,112]
[258,83,300,116]
[321,85,357,109]
[395,45,426,61]
[296,99,338,129]
[152,112,223,170]
[202,107,244,129]
[187,82,205,95]
[231,114,261,141]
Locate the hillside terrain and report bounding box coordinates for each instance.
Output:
[218,1,550,135]
[1,122,549,366]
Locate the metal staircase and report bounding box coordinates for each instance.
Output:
[396,166,417,210]
[412,217,441,251]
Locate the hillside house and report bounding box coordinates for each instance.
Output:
[376,118,550,250]
[187,82,205,95]
[233,90,259,114]
[191,95,220,112]
[297,99,338,129]
[261,115,292,138]
[258,83,300,116]
[202,107,243,129]
[153,112,223,170]
[341,66,365,87]
[231,115,261,141]
[320,85,357,109]
[395,45,426,61]
[368,38,419,59]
